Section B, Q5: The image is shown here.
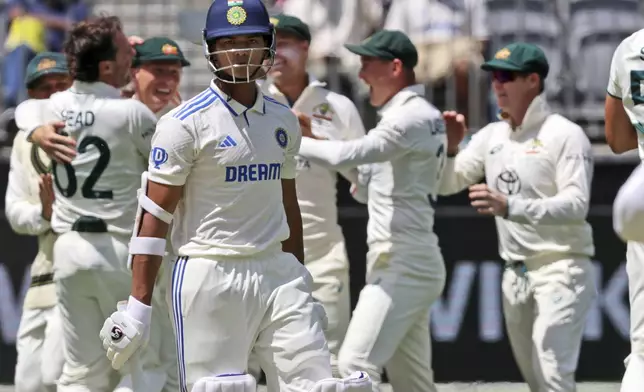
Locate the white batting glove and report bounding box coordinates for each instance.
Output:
[100,296,152,370]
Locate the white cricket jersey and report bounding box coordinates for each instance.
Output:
[439,95,595,263]
[148,81,301,258]
[262,78,366,262]
[6,99,56,309]
[298,84,447,254]
[44,81,158,235]
[607,28,644,160]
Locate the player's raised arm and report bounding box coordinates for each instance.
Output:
[298,114,415,169]
[129,116,195,306]
[506,125,593,225]
[438,112,487,196]
[605,39,638,153]
[280,116,304,263]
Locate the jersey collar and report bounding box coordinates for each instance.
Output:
[209,80,266,117]
[508,94,550,134]
[262,74,326,107]
[378,84,425,116]
[70,81,122,98]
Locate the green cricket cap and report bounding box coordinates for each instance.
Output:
[132,37,191,67]
[25,52,68,88]
[270,14,311,42]
[481,42,549,78]
[345,30,418,69]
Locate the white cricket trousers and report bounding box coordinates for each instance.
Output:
[53,231,161,392]
[622,242,644,392]
[502,257,596,392]
[14,305,64,392]
[248,242,351,378]
[168,249,332,392]
[338,249,446,392]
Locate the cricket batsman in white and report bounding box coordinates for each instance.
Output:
[98,1,371,391]
[6,51,71,392]
[27,16,161,392]
[259,13,366,376]
[296,30,448,392]
[440,42,596,392]
[605,29,644,392]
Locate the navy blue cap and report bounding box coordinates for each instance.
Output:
[202,0,273,41]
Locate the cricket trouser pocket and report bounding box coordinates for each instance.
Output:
[502,262,532,309]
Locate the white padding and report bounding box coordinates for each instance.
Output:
[191,373,256,392]
[129,237,167,256]
[139,193,173,224]
[309,372,372,392]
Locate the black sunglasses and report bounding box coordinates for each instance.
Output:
[492,70,524,83]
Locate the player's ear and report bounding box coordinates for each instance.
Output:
[99,60,114,79]
[391,58,404,78]
[528,73,540,91]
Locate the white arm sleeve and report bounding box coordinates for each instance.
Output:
[614,163,644,242]
[5,132,51,235]
[298,117,412,170]
[282,114,302,180]
[507,126,593,225]
[607,39,626,99]
[147,116,197,186]
[15,99,46,132]
[438,127,488,195]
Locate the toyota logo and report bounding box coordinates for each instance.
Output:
[495,169,521,195]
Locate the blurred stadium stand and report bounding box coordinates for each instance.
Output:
[1,0,643,157]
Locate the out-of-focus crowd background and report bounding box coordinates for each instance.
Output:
[1,0,643,159]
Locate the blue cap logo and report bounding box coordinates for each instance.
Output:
[151,147,168,169]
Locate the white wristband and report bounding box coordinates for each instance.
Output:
[129,237,166,256]
[126,295,152,326]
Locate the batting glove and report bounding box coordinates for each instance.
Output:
[100,296,152,370]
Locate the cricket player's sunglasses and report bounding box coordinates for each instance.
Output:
[492,70,530,83]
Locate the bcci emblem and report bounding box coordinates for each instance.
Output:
[110,326,124,342]
[275,128,288,149]
[151,147,168,169]
[227,6,247,25]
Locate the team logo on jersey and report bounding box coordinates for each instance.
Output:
[489,144,503,155]
[275,128,288,149]
[110,326,124,342]
[525,138,544,154]
[151,147,169,169]
[495,48,511,60]
[227,6,247,25]
[495,168,521,195]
